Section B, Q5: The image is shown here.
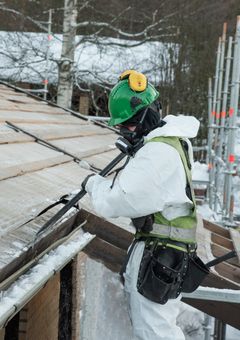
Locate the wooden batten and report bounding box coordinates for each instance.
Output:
[203,219,230,238]
[211,243,240,267]
[214,261,240,284]
[211,232,233,250]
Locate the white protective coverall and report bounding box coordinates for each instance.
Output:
[85,114,200,340]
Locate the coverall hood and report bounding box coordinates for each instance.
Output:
[145,114,200,140]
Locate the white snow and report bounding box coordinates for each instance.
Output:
[80,257,240,340]
[0,230,94,326]
[197,203,218,221]
[0,31,178,85]
[192,161,209,182]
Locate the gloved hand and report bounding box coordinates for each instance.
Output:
[81,174,95,191]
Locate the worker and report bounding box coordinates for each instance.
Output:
[82,70,200,340]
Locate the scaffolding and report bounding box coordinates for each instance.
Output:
[207,16,240,226]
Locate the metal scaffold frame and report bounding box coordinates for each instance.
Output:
[207,16,240,226]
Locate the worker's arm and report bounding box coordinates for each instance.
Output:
[85,142,190,219]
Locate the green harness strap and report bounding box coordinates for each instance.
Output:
[152,136,196,207]
[136,136,197,244]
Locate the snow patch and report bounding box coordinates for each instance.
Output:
[0,31,178,85]
[0,231,93,320]
[192,161,209,182]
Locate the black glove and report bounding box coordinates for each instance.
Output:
[131,214,154,233]
[81,174,95,191]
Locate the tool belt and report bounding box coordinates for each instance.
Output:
[134,237,208,304]
[181,253,209,293]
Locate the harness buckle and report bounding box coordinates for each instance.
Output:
[187,243,197,253]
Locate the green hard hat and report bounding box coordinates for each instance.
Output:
[108,73,159,126]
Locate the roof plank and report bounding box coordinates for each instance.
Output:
[0,162,92,235]
[0,123,112,144]
[51,134,116,157]
[0,111,84,124]
[0,205,79,285]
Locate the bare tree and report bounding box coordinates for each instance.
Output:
[56,0,179,109]
[1,0,239,128]
[57,0,77,108]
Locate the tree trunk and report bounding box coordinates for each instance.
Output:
[57,0,77,109]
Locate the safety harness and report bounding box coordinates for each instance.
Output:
[135,136,197,249]
[120,136,198,286]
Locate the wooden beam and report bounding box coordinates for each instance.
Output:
[211,243,240,267]
[78,209,133,250]
[182,298,240,330]
[211,232,233,250]
[214,261,240,284]
[83,237,125,273]
[203,219,230,238]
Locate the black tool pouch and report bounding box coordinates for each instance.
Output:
[137,245,187,304]
[182,254,209,293]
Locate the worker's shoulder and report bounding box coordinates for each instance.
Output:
[143,138,181,153]
[140,139,182,161]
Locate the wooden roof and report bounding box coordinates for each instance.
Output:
[0,83,240,329]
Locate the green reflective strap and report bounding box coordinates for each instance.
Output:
[138,231,196,244]
[140,136,197,243]
[148,136,196,209]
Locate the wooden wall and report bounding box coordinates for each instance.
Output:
[18,274,60,340]
[0,328,5,340]
[72,253,87,340]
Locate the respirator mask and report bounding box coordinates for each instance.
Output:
[119,100,165,144]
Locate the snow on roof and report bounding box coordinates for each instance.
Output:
[0,31,177,85]
[0,229,94,327]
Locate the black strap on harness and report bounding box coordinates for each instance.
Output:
[110,156,130,189]
[179,138,193,203]
[120,238,138,282]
